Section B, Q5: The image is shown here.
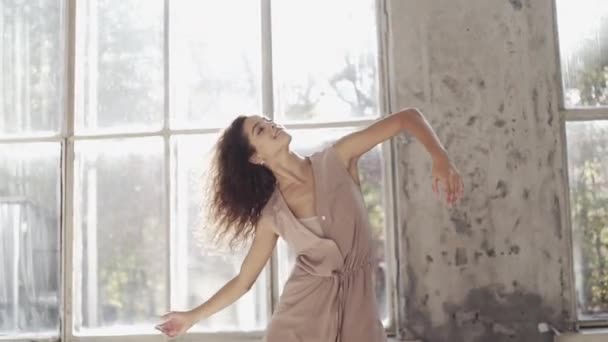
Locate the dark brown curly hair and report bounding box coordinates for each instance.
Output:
[201,115,278,251]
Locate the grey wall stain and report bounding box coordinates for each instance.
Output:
[442,285,558,342]
[467,116,478,126]
[532,88,539,123]
[455,248,468,266]
[494,118,506,127]
[552,194,563,239]
[506,142,528,172]
[508,245,520,255]
[547,99,554,126]
[513,216,521,231]
[406,284,558,342]
[493,180,509,199]
[450,211,473,236]
[508,0,523,11]
[547,149,555,166]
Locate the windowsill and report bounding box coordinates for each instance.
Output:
[0,334,57,341]
[556,329,608,342]
[576,327,608,334]
[0,332,419,342]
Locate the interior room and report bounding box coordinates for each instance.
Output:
[1,0,607,341]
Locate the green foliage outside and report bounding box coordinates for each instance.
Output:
[563,14,608,316]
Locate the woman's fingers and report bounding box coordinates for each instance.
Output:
[158,325,176,338]
[446,177,452,205]
[156,314,190,338]
[442,179,450,204]
[458,177,464,198]
[156,315,175,337]
[432,165,465,206]
[156,323,168,332]
[450,172,458,204]
[436,178,448,203]
[432,178,439,199]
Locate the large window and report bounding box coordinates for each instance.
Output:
[556,0,608,324]
[0,0,393,340]
[0,0,65,339]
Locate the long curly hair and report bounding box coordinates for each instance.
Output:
[200,115,278,252]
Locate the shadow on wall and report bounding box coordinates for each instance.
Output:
[405,279,567,342]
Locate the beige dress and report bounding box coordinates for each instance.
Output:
[261,144,386,342]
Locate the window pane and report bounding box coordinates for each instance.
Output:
[0,143,61,338]
[556,0,608,108]
[171,135,269,331]
[170,0,262,129]
[272,0,379,122]
[276,128,389,322]
[73,138,167,334]
[566,120,608,320]
[0,0,65,136]
[75,0,164,134]
[360,145,389,322]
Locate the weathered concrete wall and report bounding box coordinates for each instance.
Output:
[386,0,574,341]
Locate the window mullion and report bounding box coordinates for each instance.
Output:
[261,0,274,122]
[62,0,77,340]
[563,108,608,121]
[163,0,176,314]
[375,0,399,334]
[261,0,278,318]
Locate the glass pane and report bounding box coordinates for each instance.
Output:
[360,146,389,323]
[75,0,164,134]
[73,137,167,334]
[0,0,65,137]
[566,120,608,320]
[276,127,389,322]
[272,0,379,122]
[556,0,608,108]
[0,143,61,338]
[172,135,269,331]
[170,0,262,129]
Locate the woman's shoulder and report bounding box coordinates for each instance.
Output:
[259,191,280,235]
[308,142,337,164]
[314,143,350,176]
[261,186,279,215]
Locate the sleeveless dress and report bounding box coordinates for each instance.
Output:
[261,144,387,342]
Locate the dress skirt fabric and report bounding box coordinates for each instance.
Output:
[261,144,387,342]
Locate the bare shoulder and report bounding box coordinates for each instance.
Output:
[257,205,278,236]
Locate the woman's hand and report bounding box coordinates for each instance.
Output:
[431,153,464,207]
[155,310,196,338]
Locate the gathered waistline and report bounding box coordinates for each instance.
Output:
[331,259,372,277]
[330,258,373,342]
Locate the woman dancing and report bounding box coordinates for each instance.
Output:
[155,108,464,341]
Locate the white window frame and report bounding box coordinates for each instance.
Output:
[0,0,400,340]
[552,0,608,329]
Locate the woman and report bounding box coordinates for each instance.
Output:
[155,108,464,341]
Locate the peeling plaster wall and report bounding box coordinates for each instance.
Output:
[386,1,574,341]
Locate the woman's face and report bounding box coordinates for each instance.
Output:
[243,115,291,165]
